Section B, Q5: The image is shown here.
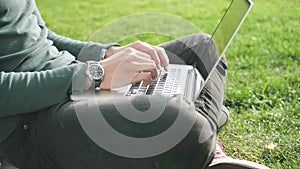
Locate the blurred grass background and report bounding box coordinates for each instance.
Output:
[36,0,299,168]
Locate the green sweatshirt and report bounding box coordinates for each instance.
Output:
[0,0,112,143]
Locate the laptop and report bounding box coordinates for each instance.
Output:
[71,0,253,101]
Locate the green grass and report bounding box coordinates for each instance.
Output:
[36,0,300,168]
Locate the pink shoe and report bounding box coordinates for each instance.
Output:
[208,142,270,169]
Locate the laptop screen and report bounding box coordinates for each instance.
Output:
[211,0,253,57]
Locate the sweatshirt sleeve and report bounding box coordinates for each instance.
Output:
[0,63,87,117]
[33,1,110,61]
[47,30,107,59]
[47,31,120,62]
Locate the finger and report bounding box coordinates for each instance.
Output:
[131,72,153,85]
[122,47,152,60]
[128,52,156,65]
[130,61,157,79]
[129,41,161,69]
[132,62,157,73]
[132,50,152,60]
[153,46,169,70]
[140,67,158,80]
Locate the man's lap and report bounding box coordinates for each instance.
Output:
[0,33,226,169]
[1,96,215,169]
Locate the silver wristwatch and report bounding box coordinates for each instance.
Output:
[86,61,105,88]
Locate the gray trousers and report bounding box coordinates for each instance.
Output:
[0,34,227,169]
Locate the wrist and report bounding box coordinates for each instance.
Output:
[102,44,121,59]
[105,46,118,58]
[98,61,107,89]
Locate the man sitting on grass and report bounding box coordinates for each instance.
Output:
[0,0,269,169]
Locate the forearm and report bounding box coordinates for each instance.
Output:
[47,30,87,57]
[0,63,87,117]
[47,30,113,61]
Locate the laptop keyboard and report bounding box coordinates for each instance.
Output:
[126,68,181,97]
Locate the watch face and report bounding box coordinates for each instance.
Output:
[89,64,104,80]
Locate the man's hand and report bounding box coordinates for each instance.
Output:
[105,41,169,70]
[99,46,159,90]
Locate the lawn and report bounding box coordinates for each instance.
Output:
[36,0,299,168]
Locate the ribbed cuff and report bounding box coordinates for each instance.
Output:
[71,62,88,94]
[77,42,120,62]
